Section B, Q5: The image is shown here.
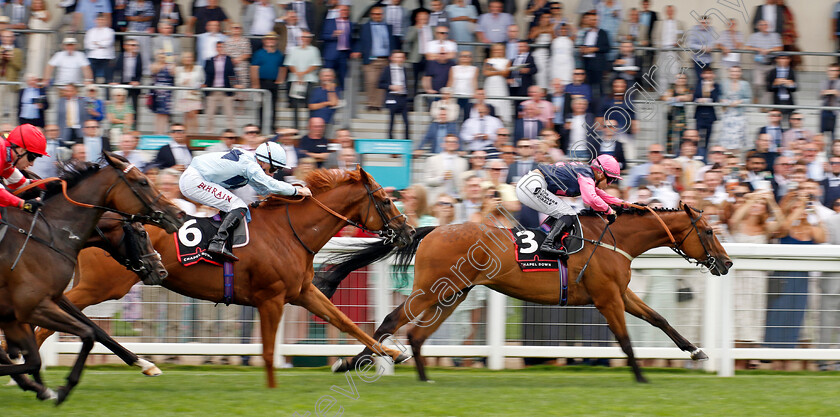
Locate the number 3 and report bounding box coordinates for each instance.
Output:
[178,219,203,247]
[516,231,538,254]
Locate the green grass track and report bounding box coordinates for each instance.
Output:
[2,365,839,416]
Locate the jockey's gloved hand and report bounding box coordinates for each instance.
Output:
[606,211,617,224]
[20,198,43,213]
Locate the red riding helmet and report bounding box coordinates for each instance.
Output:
[5,124,50,157]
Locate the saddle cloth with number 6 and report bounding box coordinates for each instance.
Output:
[508,217,584,272]
[174,214,250,266]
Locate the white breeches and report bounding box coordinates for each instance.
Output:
[179,166,248,212]
[515,170,576,218]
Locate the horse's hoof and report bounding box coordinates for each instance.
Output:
[136,358,163,376]
[37,388,57,401]
[691,349,709,361]
[54,387,69,406]
[4,378,19,387]
[394,352,412,364]
[331,358,349,373]
[425,379,436,384]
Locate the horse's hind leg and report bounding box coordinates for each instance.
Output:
[0,321,56,401]
[407,287,473,382]
[623,289,707,361]
[54,296,161,376]
[591,286,648,383]
[334,285,444,373]
[26,299,97,405]
[294,285,411,366]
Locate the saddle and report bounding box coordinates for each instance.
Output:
[508,217,584,272]
[174,213,250,266]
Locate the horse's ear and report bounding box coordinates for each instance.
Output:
[103,151,125,169]
[682,201,693,216]
[358,165,370,184]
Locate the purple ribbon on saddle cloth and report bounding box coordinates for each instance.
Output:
[223,262,234,306]
[559,261,568,306]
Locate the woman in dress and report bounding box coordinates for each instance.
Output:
[529,12,554,89]
[26,0,50,78]
[550,23,574,85]
[728,190,784,368]
[174,52,204,135]
[107,88,135,133]
[660,73,693,154]
[224,23,252,112]
[150,52,175,134]
[483,43,511,124]
[719,66,752,152]
[446,50,477,122]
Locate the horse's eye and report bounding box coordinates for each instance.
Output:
[140,180,149,186]
[706,229,713,236]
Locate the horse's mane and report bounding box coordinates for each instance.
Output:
[578,204,684,217]
[17,160,103,200]
[255,169,365,209]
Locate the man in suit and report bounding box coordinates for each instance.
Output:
[57,84,84,143]
[578,11,610,99]
[76,119,111,163]
[418,107,458,154]
[379,50,410,140]
[758,110,786,152]
[153,0,184,31]
[513,102,544,145]
[361,6,394,111]
[693,67,721,155]
[18,75,49,128]
[403,10,432,97]
[195,20,228,67]
[153,122,193,170]
[507,39,537,111]
[752,0,785,35]
[320,4,356,89]
[286,0,317,37]
[110,38,143,114]
[651,5,685,89]
[424,134,468,200]
[766,54,797,123]
[505,138,537,185]
[637,0,658,73]
[550,78,572,141]
[203,41,239,135]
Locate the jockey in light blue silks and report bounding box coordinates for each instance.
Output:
[179,142,312,261]
[515,154,629,258]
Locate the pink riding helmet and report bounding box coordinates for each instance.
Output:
[591,154,624,182]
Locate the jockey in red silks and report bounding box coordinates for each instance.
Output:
[1,124,50,214]
[515,154,629,258]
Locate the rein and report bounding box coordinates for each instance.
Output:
[626,203,716,270]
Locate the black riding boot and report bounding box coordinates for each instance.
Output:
[207,208,247,261]
[540,215,574,258]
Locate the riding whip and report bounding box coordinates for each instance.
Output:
[11,191,45,271]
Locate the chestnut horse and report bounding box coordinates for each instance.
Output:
[35,168,414,388]
[324,203,732,383]
[0,154,183,404]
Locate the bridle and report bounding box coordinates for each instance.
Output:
[309,181,407,245]
[95,222,162,274]
[630,204,717,271]
[15,163,168,225]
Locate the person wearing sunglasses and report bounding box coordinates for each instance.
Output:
[514,154,627,258]
[179,141,311,261]
[0,124,49,213]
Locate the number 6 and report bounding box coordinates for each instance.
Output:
[178,219,203,247]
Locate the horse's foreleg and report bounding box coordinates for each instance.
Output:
[294,286,410,365]
[0,322,56,401]
[26,300,97,405]
[407,287,473,382]
[623,289,707,361]
[256,295,285,389]
[592,288,648,383]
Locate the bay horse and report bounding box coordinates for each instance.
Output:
[0,153,183,404]
[323,203,732,383]
[35,167,415,388]
[2,212,168,394]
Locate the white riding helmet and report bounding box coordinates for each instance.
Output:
[255,142,288,169]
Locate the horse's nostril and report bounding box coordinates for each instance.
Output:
[159,270,168,279]
[724,261,733,269]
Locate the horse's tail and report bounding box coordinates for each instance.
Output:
[393,226,438,273]
[313,226,438,298]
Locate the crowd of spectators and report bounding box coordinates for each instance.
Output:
[5,0,840,369]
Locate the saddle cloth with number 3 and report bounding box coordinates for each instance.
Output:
[508,217,584,272]
[174,214,250,266]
